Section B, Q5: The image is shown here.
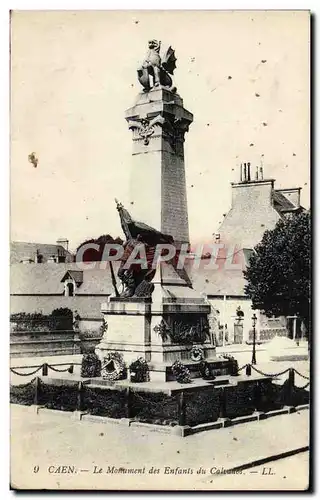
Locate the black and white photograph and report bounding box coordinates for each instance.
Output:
[9,9,310,491]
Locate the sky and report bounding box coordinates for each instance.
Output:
[10,10,310,252]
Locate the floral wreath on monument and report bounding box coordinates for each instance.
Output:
[101,351,127,381]
[190,345,204,362]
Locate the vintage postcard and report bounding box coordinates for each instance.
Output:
[10,10,310,491]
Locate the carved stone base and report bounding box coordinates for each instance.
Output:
[95,293,223,382]
[95,298,153,365]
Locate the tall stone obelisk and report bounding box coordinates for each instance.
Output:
[125,41,193,248]
[96,41,223,383]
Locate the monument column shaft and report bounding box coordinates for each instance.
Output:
[125,87,193,247]
[96,43,221,385]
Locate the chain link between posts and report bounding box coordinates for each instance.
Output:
[47,364,73,373]
[250,365,290,378]
[236,364,247,374]
[293,369,310,380]
[10,363,76,377]
[299,382,310,390]
[10,366,43,377]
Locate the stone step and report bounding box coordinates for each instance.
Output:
[10,348,78,358]
[10,339,81,358]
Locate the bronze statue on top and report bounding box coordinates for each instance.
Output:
[137,40,177,93]
[115,199,173,298]
[114,200,191,298]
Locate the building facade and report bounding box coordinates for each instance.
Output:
[210,161,305,344]
[11,239,73,264]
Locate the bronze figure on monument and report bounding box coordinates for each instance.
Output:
[137,39,177,92]
[115,199,174,298]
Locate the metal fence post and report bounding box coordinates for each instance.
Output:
[287,368,295,407]
[177,391,186,427]
[42,363,48,376]
[34,376,39,406]
[253,381,261,412]
[77,381,83,412]
[246,364,252,376]
[218,387,227,419]
[125,388,133,419]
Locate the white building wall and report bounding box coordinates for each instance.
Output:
[208,296,257,344]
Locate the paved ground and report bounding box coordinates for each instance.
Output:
[199,452,309,490]
[10,404,309,491]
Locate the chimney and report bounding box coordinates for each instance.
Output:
[247,162,251,181]
[259,166,264,180]
[57,238,69,252]
[255,166,259,180]
[240,163,243,182]
[243,163,247,181]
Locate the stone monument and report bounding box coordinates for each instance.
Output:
[126,40,191,248]
[96,41,228,382]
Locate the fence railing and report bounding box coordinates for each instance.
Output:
[10,362,309,427]
[10,362,81,377]
[237,363,309,387]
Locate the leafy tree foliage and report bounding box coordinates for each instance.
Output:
[10,308,73,332]
[76,234,124,261]
[243,211,311,334]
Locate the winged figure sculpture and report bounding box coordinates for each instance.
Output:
[137,40,177,93]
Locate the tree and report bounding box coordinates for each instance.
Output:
[243,211,311,336]
[76,234,124,261]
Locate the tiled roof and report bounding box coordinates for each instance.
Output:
[10,241,73,264]
[61,270,84,285]
[191,267,247,297]
[10,263,115,295]
[11,257,247,298]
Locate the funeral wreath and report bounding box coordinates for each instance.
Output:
[190,345,204,362]
[129,357,150,383]
[81,353,101,378]
[101,351,127,381]
[171,360,192,384]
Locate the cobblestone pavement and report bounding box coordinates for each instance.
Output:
[10,405,309,491]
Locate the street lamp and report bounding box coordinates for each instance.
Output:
[251,313,257,365]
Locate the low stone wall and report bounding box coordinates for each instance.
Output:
[10,330,81,358]
[248,327,288,342]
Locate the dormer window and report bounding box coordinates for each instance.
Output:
[61,270,83,297]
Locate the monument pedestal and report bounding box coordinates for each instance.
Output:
[95,267,232,382]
